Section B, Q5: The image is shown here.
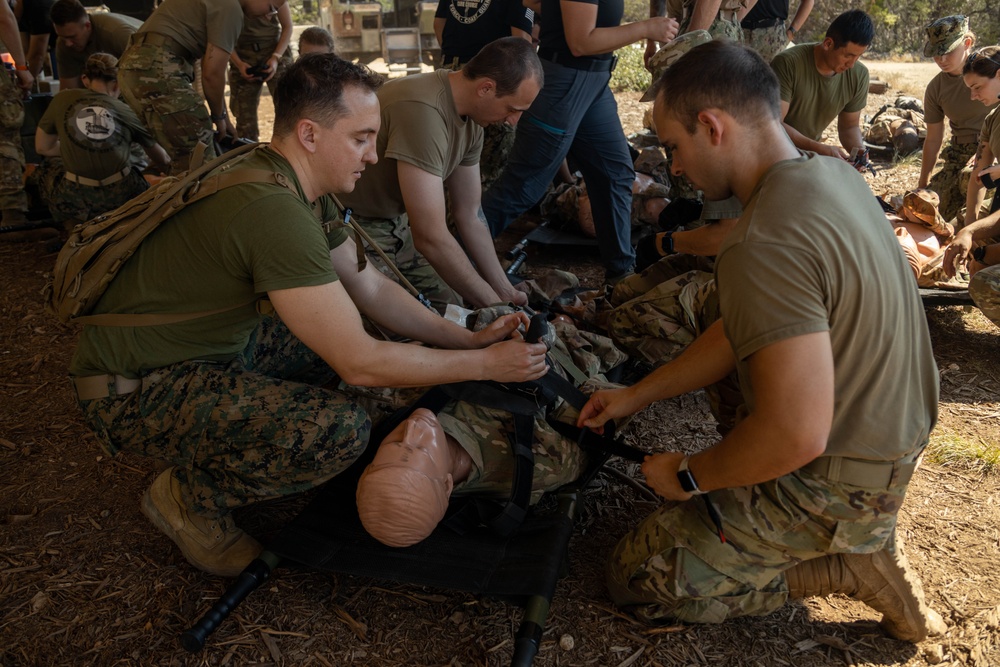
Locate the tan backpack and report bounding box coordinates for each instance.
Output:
[47,144,296,326]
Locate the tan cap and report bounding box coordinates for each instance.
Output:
[640,30,713,103]
[923,15,968,58]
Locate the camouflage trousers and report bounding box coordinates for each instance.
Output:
[352,211,462,312]
[228,47,291,141]
[76,317,370,516]
[928,141,977,222]
[480,122,517,193]
[607,466,910,624]
[609,253,744,433]
[743,24,788,62]
[33,157,149,224]
[0,72,26,212]
[970,264,1000,329]
[118,43,218,176]
[680,11,744,41]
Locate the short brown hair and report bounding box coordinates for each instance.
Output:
[299,26,335,54]
[462,36,543,97]
[654,41,780,134]
[50,0,88,26]
[273,54,383,137]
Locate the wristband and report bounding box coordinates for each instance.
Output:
[788,25,798,36]
[271,52,282,60]
[973,246,987,263]
[210,112,227,122]
[15,63,29,71]
[676,456,705,495]
[659,230,674,256]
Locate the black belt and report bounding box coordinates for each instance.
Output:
[741,16,785,30]
[537,48,617,72]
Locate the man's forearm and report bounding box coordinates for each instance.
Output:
[456,209,517,303]
[783,122,824,153]
[688,0,722,31]
[673,219,737,256]
[413,230,502,307]
[838,123,864,154]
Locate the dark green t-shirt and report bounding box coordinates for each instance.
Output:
[38,88,152,178]
[924,71,992,145]
[70,147,350,377]
[55,12,142,79]
[137,0,244,57]
[716,153,938,461]
[772,43,869,142]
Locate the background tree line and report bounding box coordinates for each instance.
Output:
[621,0,1000,55]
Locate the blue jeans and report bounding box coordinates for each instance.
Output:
[482,59,636,277]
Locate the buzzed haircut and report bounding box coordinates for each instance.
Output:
[273,54,383,137]
[964,45,1000,79]
[50,0,88,26]
[463,36,543,97]
[826,9,875,49]
[654,41,780,134]
[299,26,335,54]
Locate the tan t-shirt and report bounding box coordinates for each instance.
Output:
[138,0,244,58]
[339,69,483,219]
[772,43,869,141]
[924,71,991,145]
[55,12,141,79]
[716,153,938,461]
[980,105,1000,161]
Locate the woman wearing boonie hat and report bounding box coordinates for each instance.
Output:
[918,15,987,222]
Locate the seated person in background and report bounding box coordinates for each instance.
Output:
[770,9,873,162]
[338,37,541,311]
[33,53,169,227]
[298,26,335,56]
[50,0,141,90]
[918,15,988,222]
[579,40,944,643]
[70,55,548,578]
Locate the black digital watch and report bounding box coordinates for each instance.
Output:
[676,456,705,495]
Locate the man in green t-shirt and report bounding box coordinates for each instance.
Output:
[70,55,549,578]
[770,9,873,162]
[578,41,946,643]
[338,37,542,312]
[49,0,141,90]
[117,0,272,174]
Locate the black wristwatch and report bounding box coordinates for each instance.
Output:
[676,456,705,495]
[973,246,987,263]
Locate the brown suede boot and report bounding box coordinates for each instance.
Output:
[141,467,262,577]
[784,533,946,642]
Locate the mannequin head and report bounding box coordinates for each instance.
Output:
[356,409,471,547]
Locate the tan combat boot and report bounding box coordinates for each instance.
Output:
[141,467,262,577]
[784,533,947,642]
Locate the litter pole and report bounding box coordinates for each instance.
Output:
[180,551,281,652]
[511,595,548,667]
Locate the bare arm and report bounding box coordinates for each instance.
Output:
[142,142,171,166]
[836,110,864,156]
[262,4,293,81]
[686,0,722,32]
[434,17,445,47]
[964,140,994,225]
[577,319,736,432]
[561,0,677,58]
[644,0,667,65]
[917,122,944,189]
[787,0,813,36]
[34,128,60,157]
[398,161,504,308]
[446,164,527,306]
[943,207,1000,277]
[672,218,738,256]
[202,42,236,139]
[642,331,833,501]
[780,100,848,158]
[0,2,33,90]
[268,280,547,387]
[25,32,48,79]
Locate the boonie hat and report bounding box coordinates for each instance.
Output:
[923,15,969,58]
[640,30,713,103]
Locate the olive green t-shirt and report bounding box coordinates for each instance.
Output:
[38,88,152,178]
[70,147,350,378]
[55,12,142,79]
[924,71,991,145]
[716,153,938,461]
[238,13,280,46]
[339,69,484,219]
[772,43,869,142]
[138,0,244,57]
[980,105,1000,161]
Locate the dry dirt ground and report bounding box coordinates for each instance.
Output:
[3,61,1000,667]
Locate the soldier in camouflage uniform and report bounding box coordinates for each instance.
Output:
[69,56,548,578]
[642,0,742,66]
[33,53,168,227]
[579,41,945,642]
[0,1,32,228]
[228,4,293,142]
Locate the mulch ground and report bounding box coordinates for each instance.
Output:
[3,80,1000,666]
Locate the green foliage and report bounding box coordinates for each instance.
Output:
[610,43,651,93]
[622,0,648,24]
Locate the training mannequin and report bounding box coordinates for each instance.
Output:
[357,409,472,547]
